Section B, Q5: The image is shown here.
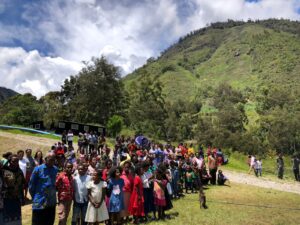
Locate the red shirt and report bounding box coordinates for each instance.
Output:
[120,171,134,193]
[56,172,74,201]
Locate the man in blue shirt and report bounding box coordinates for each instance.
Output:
[29,152,58,225]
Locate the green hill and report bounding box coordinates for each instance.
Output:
[0,86,18,104]
[124,19,300,102]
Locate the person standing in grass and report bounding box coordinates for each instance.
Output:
[291,153,299,181]
[56,162,74,225]
[208,153,218,185]
[129,164,145,224]
[85,170,109,225]
[120,161,134,223]
[29,152,58,225]
[276,153,284,179]
[72,163,91,225]
[24,149,36,200]
[107,166,125,225]
[3,154,25,225]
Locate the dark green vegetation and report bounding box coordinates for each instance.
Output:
[0,86,18,104]
[1,19,300,155]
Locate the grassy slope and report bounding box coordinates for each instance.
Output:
[124,22,300,103]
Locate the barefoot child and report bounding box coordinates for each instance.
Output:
[85,170,109,225]
[128,164,145,224]
[108,166,125,225]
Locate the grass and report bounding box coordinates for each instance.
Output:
[223,150,294,180]
[21,182,300,225]
[0,128,61,140]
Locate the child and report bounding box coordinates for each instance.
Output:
[141,161,155,222]
[185,165,195,193]
[85,170,109,225]
[107,166,125,225]
[217,170,230,186]
[153,169,167,220]
[120,161,134,222]
[255,159,262,177]
[128,164,145,224]
[56,162,74,225]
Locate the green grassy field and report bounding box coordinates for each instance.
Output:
[21,182,300,225]
[223,150,294,180]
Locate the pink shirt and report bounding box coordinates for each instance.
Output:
[120,171,134,193]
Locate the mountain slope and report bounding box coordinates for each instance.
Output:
[0,87,19,104]
[124,19,300,102]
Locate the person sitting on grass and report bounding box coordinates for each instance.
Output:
[217,170,230,186]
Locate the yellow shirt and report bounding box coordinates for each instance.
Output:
[188,147,195,155]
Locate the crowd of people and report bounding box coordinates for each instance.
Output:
[0,131,229,225]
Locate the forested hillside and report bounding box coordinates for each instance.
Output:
[1,19,300,155]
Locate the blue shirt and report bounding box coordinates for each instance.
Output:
[29,164,58,210]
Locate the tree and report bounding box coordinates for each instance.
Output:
[0,93,42,126]
[39,91,65,129]
[128,72,167,139]
[60,57,126,125]
[107,115,124,137]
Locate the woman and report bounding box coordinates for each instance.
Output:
[34,150,44,166]
[3,154,25,225]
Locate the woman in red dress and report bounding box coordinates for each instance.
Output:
[128,164,144,224]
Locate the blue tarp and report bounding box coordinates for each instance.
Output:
[0,125,61,137]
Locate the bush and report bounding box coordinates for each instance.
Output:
[107,115,124,137]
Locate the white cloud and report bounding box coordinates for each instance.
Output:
[0,47,82,98]
[0,0,300,96]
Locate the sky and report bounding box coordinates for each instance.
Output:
[0,0,300,97]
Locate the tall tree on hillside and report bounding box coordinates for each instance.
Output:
[128,73,167,139]
[40,91,66,129]
[60,57,126,125]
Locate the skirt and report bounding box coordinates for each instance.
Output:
[143,188,155,214]
[85,201,109,223]
[121,192,131,217]
[3,198,22,225]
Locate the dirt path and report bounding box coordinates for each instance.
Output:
[222,169,300,195]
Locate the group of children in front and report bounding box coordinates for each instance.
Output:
[67,159,176,225]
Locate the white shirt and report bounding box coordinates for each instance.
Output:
[141,171,152,188]
[73,174,91,203]
[19,158,27,177]
[67,133,74,141]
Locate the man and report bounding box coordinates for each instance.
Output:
[208,153,218,185]
[292,153,300,181]
[24,149,36,200]
[276,153,284,179]
[29,152,58,225]
[72,163,91,225]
